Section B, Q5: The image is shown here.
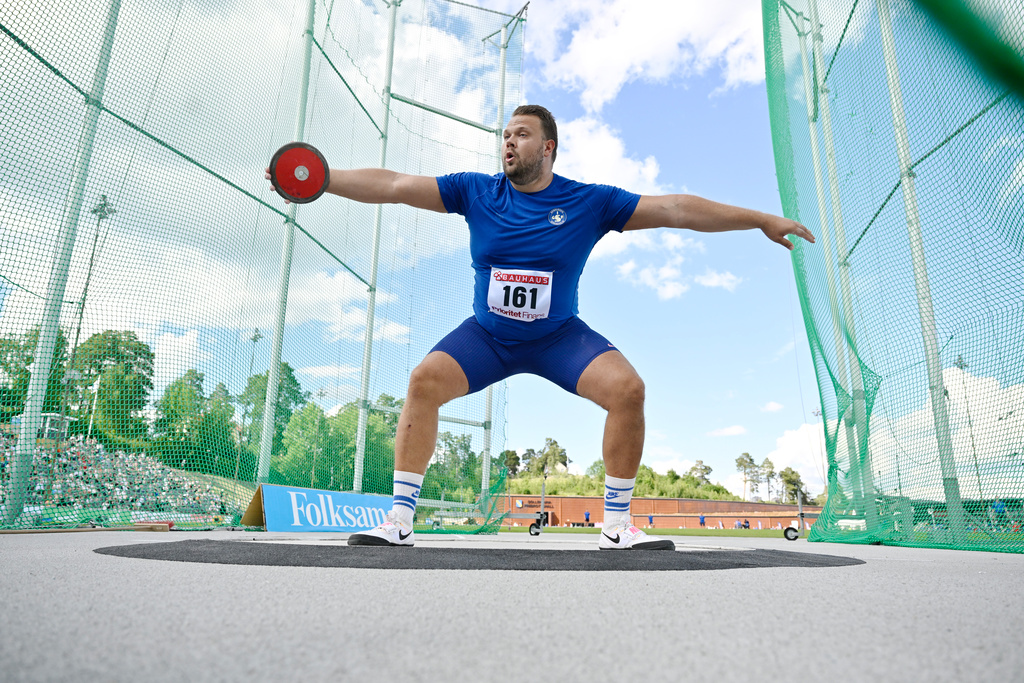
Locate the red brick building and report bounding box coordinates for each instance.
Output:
[502,494,820,530]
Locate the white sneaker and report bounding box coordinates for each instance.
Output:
[598,522,675,550]
[347,512,414,547]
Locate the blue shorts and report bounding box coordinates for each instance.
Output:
[430,316,618,395]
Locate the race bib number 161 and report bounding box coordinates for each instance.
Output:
[487,267,553,322]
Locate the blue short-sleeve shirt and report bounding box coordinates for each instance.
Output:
[437,172,640,342]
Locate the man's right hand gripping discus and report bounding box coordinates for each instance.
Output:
[269,142,330,204]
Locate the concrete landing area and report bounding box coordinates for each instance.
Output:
[3,529,1023,682]
[95,537,865,571]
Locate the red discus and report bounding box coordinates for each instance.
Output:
[269,142,330,204]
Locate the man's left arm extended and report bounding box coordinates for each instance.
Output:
[621,194,815,251]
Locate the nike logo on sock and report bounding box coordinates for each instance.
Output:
[603,532,620,543]
[399,530,412,541]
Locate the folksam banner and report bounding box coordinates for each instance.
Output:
[241,484,390,532]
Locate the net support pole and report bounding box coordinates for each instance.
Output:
[353,0,400,493]
[875,0,966,542]
[479,23,508,496]
[256,0,316,483]
[1,0,122,526]
[795,17,866,513]
[807,0,880,531]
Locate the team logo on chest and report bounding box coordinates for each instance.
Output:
[548,208,567,226]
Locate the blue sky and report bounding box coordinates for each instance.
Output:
[479,0,828,497]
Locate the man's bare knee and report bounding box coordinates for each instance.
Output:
[406,353,467,406]
[617,373,645,410]
[407,364,444,404]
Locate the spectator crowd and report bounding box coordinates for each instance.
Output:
[0,432,243,522]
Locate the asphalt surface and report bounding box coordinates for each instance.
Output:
[2,529,1022,682]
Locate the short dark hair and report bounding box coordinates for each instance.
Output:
[512,104,558,163]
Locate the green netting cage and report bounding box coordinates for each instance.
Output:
[763,0,1024,552]
[0,0,526,531]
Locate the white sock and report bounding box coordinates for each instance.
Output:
[604,475,635,529]
[391,470,423,528]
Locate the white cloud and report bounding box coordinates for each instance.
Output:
[865,366,1024,501]
[722,472,747,499]
[557,117,669,194]
[606,233,705,299]
[632,256,688,300]
[592,229,704,261]
[145,327,206,399]
[761,401,784,413]
[763,422,827,496]
[707,425,747,437]
[616,260,637,278]
[641,441,694,476]
[512,0,766,113]
[296,364,360,380]
[694,268,742,292]
[326,308,410,344]
[773,340,795,361]
[997,155,1024,206]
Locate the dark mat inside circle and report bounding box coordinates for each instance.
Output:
[95,539,865,571]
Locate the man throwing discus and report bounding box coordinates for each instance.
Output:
[266,105,814,550]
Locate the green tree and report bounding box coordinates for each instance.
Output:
[528,438,569,475]
[520,447,538,473]
[422,431,475,502]
[154,371,236,475]
[72,330,154,444]
[735,452,757,501]
[507,462,743,501]
[237,363,308,460]
[323,405,358,490]
[278,402,330,487]
[440,431,478,485]
[196,382,238,476]
[748,461,764,499]
[375,393,404,431]
[779,466,809,504]
[761,457,776,501]
[0,326,70,420]
[154,370,204,439]
[502,449,520,476]
[687,459,712,485]
[634,464,657,496]
[319,397,397,493]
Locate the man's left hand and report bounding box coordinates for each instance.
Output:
[762,216,815,250]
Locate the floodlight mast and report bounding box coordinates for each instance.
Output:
[3,0,122,526]
[256,0,317,483]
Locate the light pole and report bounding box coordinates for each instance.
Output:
[64,194,116,430]
[86,359,114,440]
[235,328,262,480]
[954,354,983,500]
[87,376,101,440]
